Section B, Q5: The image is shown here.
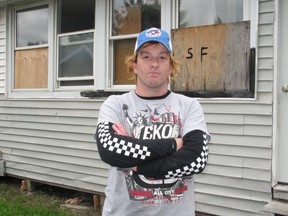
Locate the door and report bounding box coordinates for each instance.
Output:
[277,0,288,183]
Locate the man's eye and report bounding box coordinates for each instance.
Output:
[143,56,152,61]
[160,56,168,60]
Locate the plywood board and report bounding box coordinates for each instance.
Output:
[114,38,136,85]
[14,47,48,89]
[172,21,250,92]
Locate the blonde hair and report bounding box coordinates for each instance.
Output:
[125,44,180,84]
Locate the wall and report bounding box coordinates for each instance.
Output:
[0,1,277,215]
[194,0,275,215]
[0,6,5,95]
[0,98,108,194]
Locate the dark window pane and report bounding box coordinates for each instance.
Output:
[59,0,95,33]
[60,80,94,86]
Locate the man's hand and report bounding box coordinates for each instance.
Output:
[112,122,128,136]
[112,121,183,172]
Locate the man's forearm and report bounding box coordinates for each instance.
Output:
[95,121,178,168]
[135,130,209,179]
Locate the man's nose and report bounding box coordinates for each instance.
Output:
[150,57,159,66]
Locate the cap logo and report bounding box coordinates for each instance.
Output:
[134,27,172,53]
[146,29,161,38]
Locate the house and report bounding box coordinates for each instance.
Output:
[0,0,287,215]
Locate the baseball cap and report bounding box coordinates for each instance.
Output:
[134,27,172,53]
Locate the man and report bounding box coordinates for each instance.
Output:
[95,27,210,216]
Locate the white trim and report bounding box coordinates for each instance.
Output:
[272,0,279,187]
[7,0,53,98]
[15,44,48,51]
[94,0,107,91]
[250,0,258,48]
[50,0,57,92]
[161,0,172,31]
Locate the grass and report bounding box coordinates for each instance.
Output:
[0,176,101,216]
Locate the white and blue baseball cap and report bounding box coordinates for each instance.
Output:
[134,27,173,53]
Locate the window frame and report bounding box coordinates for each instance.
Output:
[8,0,54,98]
[6,0,258,99]
[171,0,258,98]
[56,29,95,89]
[106,0,258,98]
[12,2,50,91]
[174,0,258,99]
[106,0,172,92]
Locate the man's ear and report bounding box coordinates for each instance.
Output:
[133,62,137,74]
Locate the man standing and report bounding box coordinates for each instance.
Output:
[95,27,210,216]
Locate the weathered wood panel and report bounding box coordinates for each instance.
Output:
[14,47,48,89]
[114,38,135,85]
[172,21,250,92]
[114,5,141,35]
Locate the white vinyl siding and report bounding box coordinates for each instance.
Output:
[194,0,275,215]
[0,98,108,193]
[0,6,5,95]
[0,0,279,215]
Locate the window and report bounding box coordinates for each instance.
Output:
[14,5,48,89]
[10,0,256,98]
[110,0,161,86]
[57,0,95,88]
[16,6,48,47]
[172,0,255,98]
[178,0,244,28]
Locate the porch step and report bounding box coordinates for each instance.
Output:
[263,200,288,216]
[274,184,288,201]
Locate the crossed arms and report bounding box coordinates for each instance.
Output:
[95,121,209,179]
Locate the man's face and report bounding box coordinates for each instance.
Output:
[133,43,172,93]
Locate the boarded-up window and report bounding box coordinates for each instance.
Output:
[171,21,254,97]
[114,39,136,85]
[14,48,48,89]
[14,5,48,89]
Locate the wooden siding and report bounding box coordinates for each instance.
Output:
[0,6,5,95]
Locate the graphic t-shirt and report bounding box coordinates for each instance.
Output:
[96,91,210,216]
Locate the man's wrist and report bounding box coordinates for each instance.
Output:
[175,138,183,151]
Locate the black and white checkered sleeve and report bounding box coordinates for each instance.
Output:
[136,130,210,179]
[164,133,209,178]
[95,121,177,168]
